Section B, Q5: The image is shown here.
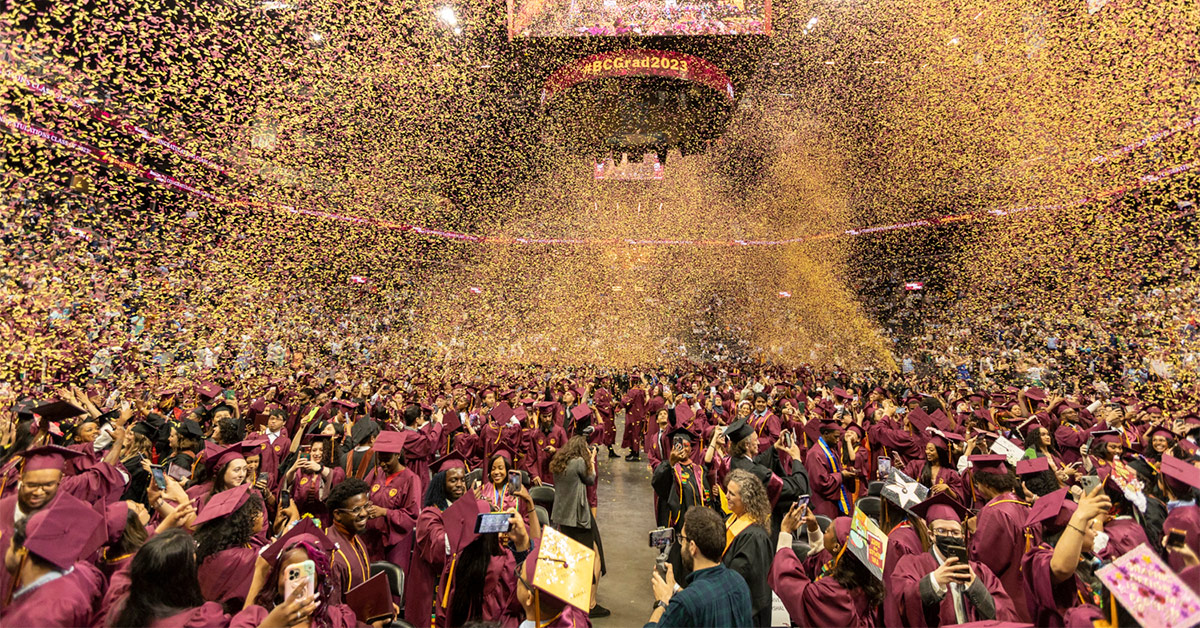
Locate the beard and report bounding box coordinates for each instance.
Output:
[681,545,694,573]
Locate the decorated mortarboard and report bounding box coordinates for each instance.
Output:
[909,491,971,524]
[432,451,468,473]
[1016,457,1050,477]
[1024,487,1077,530]
[524,527,597,611]
[333,398,360,409]
[970,454,1011,475]
[724,417,753,443]
[373,430,408,454]
[846,508,888,580]
[882,467,929,513]
[204,442,246,473]
[197,382,224,400]
[262,518,336,568]
[18,444,87,472]
[1096,543,1200,628]
[192,484,253,527]
[24,495,105,570]
[1162,454,1200,491]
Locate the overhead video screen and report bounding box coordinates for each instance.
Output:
[508,0,771,38]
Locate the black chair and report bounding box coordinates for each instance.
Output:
[791,538,811,558]
[529,485,556,513]
[857,496,882,521]
[867,481,884,497]
[369,561,405,606]
[814,515,833,533]
[535,505,549,528]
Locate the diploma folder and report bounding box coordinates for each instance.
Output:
[345,571,392,624]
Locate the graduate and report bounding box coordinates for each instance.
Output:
[102,528,232,627]
[401,402,445,498]
[620,378,647,462]
[905,431,967,504]
[326,478,375,593]
[967,454,1035,622]
[1161,453,1200,573]
[406,452,470,628]
[721,469,775,628]
[434,496,533,628]
[193,484,265,611]
[890,492,1017,626]
[804,418,858,518]
[651,426,708,531]
[362,429,422,575]
[769,501,883,627]
[724,417,808,509]
[285,433,342,528]
[1019,486,1112,628]
[529,402,567,482]
[342,415,380,481]
[1,496,106,626]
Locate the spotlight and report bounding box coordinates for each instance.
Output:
[437,5,458,27]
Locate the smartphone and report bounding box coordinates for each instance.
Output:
[1079,475,1101,494]
[648,527,675,549]
[1167,529,1187,548]
[166,463,191,482]
[224,389,235,400]
[878,457,893,477]
[280,489,291,509]
[507,471,521,493]
[299,445,312,462]
[782,430,794,447]
[257,471,269,486]
[475,512,512,534]
[945,542,969,564]
[283,559,316,601]
[795,494,811,509]
[150,464,167,489]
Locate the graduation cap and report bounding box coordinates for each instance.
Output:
[31,400,87,432]
[18,444,87,473]
[23,496,105,570]
[533,400,557,410]
[443,497,490,555]
[817,417,844,434]
[1091,429,1122,445]
[101,501,131,547]
[177,419,204,441]
[262,518,336,569]
[131,420,158,440]
[523,528,597,611]
[1015,457,1050,477]
[667,425,698,444]
[831,387,854,401]
[512,407,528,424]
[909,491,971,524]
[241,435,269,456]
[1024,487,1077,530]
[1161,454,1200,492]
[1143,425,1176,443]
[192,484,253,527]
[906,408,933,432]
[432,451,467,473]
[373,430,408,454]
[443,408,463,433]
[968,454,1010,475]
[204,442,245,473]
[489,404,514,425]
[881,468,929,512]
[1024,388,1048,402]
[675,402,695,424]
[724,417,753,443]
[347,419,380,448]
[570,405,592,423]
[197,382,224,401]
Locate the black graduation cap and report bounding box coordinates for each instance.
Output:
[347,418,380,447]
[724,417,753,443]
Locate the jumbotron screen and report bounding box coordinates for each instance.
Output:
[507,0,771,38]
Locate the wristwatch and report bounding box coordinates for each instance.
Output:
[654,600,669,611]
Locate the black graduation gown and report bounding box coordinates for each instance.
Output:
[723,523,774,628]
[651,460,706,530]
[731,448,809,538]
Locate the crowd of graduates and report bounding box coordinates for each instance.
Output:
[1,359,1199,628]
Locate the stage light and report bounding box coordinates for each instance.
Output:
[437,6,458,27]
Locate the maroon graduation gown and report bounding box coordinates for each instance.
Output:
[364,466,422,573]
[293,467,338,528]
[434,551,519,628]
[529,603,591,628]
[593,386,616,446]
[748,411,781,453]
[620,388,646,451]
[883,521,925,627]
[969,492,1034,622]
[1020,543,1102,628]
[0,492,96,612]
[904,460,967,504]
[405,423,444,497]
[1164,505,1200,572]
[1,561,105,627]
[804,439,852,518]
[152,602,232,627]
[1054,422,1097,466]
[867,420,925,463]
[405,506,448,628]
[1096,517,1150,562]
[768,546,878,627]
[453,432,482,470]
[328,525,372,593]
[198,546,258,607]
[482,422,521,462]
[890,552,1017,627]
[532,425,568,481]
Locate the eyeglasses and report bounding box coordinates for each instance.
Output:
[337,504,369,516]
[678,533,689,544]
[932,528,964,538]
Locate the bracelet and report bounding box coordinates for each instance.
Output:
[1067,523,1086,534]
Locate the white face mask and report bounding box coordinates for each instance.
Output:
[1092,530,1110,554]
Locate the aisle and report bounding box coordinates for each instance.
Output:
[591,413,658,625]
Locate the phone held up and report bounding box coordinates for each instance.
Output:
[475,512,512,534]
[284,559,316,601]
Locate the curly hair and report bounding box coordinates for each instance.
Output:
[256,540,339,626]
[326,477,370,512]
[726,469,771,529]
[549,435,592,477]
[194,493,264,564]
[729,434,756,459]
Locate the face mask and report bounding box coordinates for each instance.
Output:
[1092,530,1110,554]
[933,533,964,557]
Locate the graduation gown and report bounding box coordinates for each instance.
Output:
[882,521,925,627]
[0,491,95,611]
[890,551,1016,627]
[198,546,258,609]
[768,546,878,628]
[969,492,1034,623]
[904,460,967,504]
[434,551,519,628]
[526,604,591,628]
[405,423,444,496]
[805,438,853,518]
[645,427,672,470]
[748,411,781,453]
[1164,505,1200,573]
[593,386,616,446]
[620,388,647,451]
[532,425,568,482]
[722,519,775,628]
[867,420,925,464]
[730,449,808,508]
[651,461,706,529]
[405,506,448,628]
[328,525,373,593]
[1,561,105,627]
[292,466,340,528]
[481,422,521,462]
[1096,517,1150,562]
[230,602,357,628]
[363,466,422,573]
[1020,543,1103,628]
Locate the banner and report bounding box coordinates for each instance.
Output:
[542,49,735,105]
[509,0,771,38]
